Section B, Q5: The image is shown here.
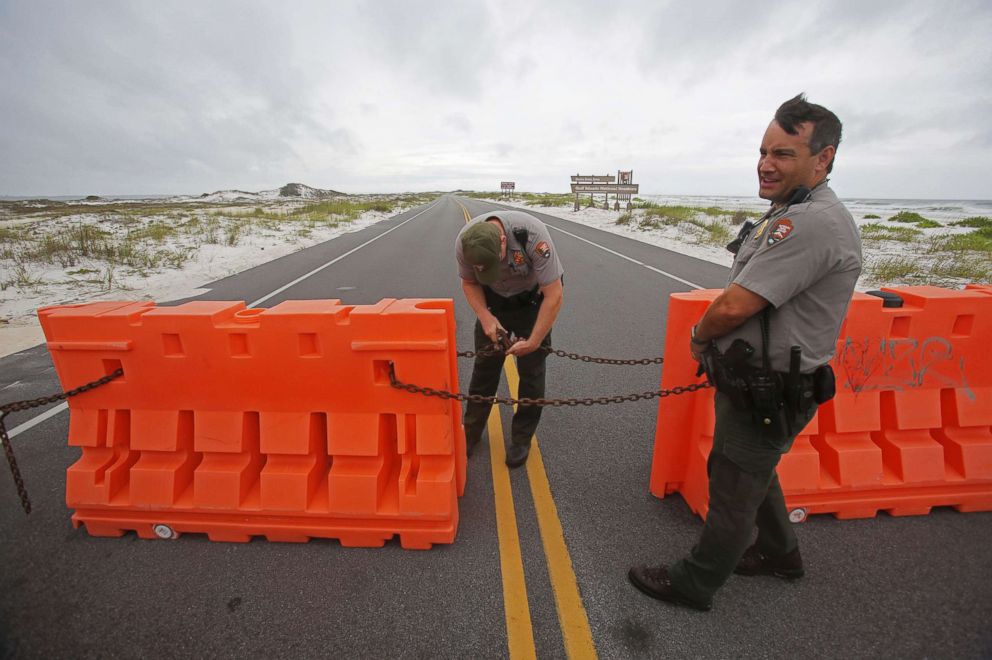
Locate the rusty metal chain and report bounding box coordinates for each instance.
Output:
[457,343,664,365]
[389,362,709,407]
[543,346,664,365]
[1,368,123,514]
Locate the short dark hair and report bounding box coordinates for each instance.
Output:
[775,93,842,172]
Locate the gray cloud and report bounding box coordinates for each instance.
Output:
[0,2,353,193]
[354,1,497,98]
[1,0,990,198]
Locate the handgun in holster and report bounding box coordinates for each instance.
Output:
[699,339,755,411]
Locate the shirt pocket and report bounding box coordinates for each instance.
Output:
[734,237,760,267]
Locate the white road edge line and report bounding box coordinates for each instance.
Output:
[544,223,704,290]
[9,402,68,439]
[249,201,439,307]
[10,201,440,439]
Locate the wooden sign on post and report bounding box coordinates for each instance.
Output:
[569,171,638,210]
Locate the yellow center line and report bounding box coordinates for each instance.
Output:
[457,197,597,658]
[504,359,598,659]
[487,391,538,659]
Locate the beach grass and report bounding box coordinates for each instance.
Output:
[521,193,573,207]
[950,216,992,229]
[869,256,918,281]
[887,211,940,228]
[0,194,420,293]
[928,257,991,282]
[860,223,922,242]
[944,227,992,253]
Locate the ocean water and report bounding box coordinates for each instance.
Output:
[641,194,992,224]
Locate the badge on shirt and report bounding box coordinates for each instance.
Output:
[512,250,525,265]
[535,241,551,259]
[767,218,794,246]
[752,218,769,241]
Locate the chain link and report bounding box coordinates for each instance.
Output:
[457,343,664,365]
[1,368,123,514]
[388,362,709,407]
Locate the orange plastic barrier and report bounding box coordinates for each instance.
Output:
[39,299,466,549]
[651,286,992,521]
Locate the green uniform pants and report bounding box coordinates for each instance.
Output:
[668,391,817,603]
[462,304,551,448]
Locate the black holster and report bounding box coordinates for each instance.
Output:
[704,341,797,440]
[701,310,826,440]
[812,364,836,404]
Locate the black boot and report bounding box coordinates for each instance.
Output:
[734,545,805,580]
[505,443,530,468]
[627,564,712,611]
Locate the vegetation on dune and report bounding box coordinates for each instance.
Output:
[941,227,992,253]
[0,194,427,292]
[522,193,573,207]
[950,216,992,229]
[887,210,940,228]
[860,223,922,242]
[859,214,990,287]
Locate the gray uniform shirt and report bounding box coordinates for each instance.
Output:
[715,183,862,373]
[455,210,564,297]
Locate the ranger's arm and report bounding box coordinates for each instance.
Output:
[690,283,769,361]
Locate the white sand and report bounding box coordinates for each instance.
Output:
[500,200,737,268]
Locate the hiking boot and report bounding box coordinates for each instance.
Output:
[734,545,805,580]
[627,564,712,612]
[505,443,530,468]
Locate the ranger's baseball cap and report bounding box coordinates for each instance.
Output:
[461,221,501,285]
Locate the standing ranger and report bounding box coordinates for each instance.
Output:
[629,94,863,610]
[456,210,564,468]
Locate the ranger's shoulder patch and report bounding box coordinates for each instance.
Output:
[766,218,794,246]
[535,241,551,259]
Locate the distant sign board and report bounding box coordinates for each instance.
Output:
[501,181,515,191]
[571,170,637,211]
[571,175,615,184]
[571,184,639,194]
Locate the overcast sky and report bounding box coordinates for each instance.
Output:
[2,1,990,199]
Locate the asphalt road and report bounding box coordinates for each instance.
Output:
[1,195,990,658]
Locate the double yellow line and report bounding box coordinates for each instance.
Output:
[458,201,596,659]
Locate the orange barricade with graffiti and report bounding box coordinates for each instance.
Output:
[650,286,992,521]
[39,299,466,549]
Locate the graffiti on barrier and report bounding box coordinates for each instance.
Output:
[837,336,974,399]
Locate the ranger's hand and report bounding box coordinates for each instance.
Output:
[506,337,538,357]
[482,314,507,344]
